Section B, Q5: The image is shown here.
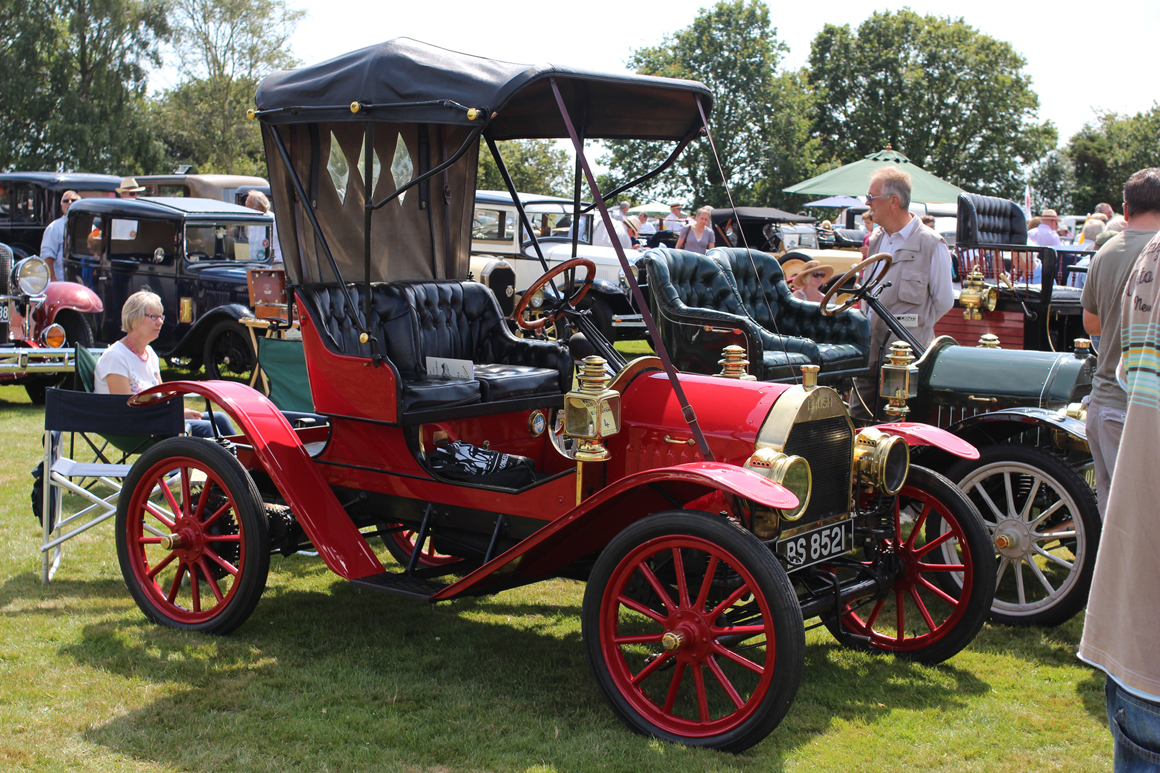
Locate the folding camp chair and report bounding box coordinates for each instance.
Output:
[256,336,314,413]
[38,385,184,583]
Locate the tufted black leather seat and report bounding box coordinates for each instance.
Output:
[956,193,1028,246]
[642,247,871,383]
[642,248,814,381]
[298,281,571,413]
[712,248,870,378]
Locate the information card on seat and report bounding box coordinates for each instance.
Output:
[426,357,474,381]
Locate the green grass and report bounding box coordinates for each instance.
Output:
[0,381,1112,772]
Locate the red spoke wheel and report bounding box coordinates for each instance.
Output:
[828,465,995,664]
[116,437,269,634]
[583,512,803,753]
[378,522,459,567]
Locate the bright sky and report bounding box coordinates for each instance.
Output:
[282,0,1158,151]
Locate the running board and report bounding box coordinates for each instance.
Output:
[349,572,448,601]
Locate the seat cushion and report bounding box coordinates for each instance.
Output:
[761,350,813,382]
[475,363,561,402]
[815,343,869,371]
[400,377,481,412]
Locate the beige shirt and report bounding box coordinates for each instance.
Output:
[1079,230,1160,697]
[865,216,955,362]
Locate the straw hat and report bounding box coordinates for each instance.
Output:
[779,258,807,282]
[791,260,835,290]
[116,176,145,194]
[1039,208,1059,221]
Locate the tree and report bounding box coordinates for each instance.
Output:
[0,0,170,173]
[1028,150,1075,215]
[151,0,302,175]
[1065,104,1160,213]
[601,0,825,210]
[477,140,573,198]
[808,10,1056,199]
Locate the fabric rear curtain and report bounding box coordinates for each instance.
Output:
[263,122,478,286]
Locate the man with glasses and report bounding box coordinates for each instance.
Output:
[39,190,80,280]
[848,166,953,422]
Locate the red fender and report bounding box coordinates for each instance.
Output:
[872,422,979,460]
[432,462,797,600]
[34,280,104,328]
[129,380,385,580]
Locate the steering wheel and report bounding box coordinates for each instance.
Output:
[513,257,596,330]
[819,252,893,316]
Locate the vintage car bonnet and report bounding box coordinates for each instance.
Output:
[254,38,712,286]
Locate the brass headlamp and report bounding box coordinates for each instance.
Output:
[563,356,621,462]
[959,267,998,321]
[743,448,812,537]
[852,427,910,495]
[879,341,918,418]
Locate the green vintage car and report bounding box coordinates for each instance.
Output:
[643,245,1099,627]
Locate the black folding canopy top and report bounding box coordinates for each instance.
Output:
[254,37,712,141]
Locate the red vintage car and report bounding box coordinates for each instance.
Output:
[1,250,103,401]
[112,39,995,752]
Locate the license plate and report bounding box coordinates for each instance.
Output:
[777,521,853,570]
[0,304,8,323]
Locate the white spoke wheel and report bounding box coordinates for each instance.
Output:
[582,512,804,753]
[944,445,1100,627]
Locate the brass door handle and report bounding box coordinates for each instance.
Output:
[664,435,695,445]
[968,396,998,403]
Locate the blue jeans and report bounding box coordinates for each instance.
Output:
[1107,676,1160,772]
[186,411,236,438]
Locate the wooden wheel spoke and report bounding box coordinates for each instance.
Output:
[711,641,765,675]
[166,563,186,604]
[617,593,668,624]
[181,468,193,518]
[894,588,905,642]
[918,575,961,606]
[1032,544,1074,571]
[630,650,672,686]
[201,497,233,530]
[146,550,177,579]
[637,562,677,615]
[204,547,240,578]
[914,527,958,558]
[1028,499,1066,529]
[612,631,665,646]
[907,584,937,633]
[189,562,201,612]
[706,580,752,621]
[144,501,177,530]
[671,547,691,608]
[1018,478,1043,521]
[198,558,227,602]
[905,502,933,549]
[662,660,687,715]
[705,655,745,710]
[864,596,886,629]
[917,560,966,573]
[692,663,710,722]
[694,555,719,611]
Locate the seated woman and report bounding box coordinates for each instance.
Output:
[94,289,235,438]
[791,260,834,304]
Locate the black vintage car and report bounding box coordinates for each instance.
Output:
[0,172,123,259]
[62,197,276,379]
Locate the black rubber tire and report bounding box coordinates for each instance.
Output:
[945,444,1100,627]
[582,511,804,753]
[57,312,95,348]
[116,437,269,634]
[826,465,996,664]
[203,319,255,382]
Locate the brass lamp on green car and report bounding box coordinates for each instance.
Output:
[959,267,998,321]
[564,356,621,462]
[879,341,918,418]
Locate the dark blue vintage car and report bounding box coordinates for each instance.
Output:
[62,197,276,379]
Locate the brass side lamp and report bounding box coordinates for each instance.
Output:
[959,267,998,321]
[879,341,918,418]
[717,345,757,380]
[564,356,621,462]
[978,334,1001,348]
